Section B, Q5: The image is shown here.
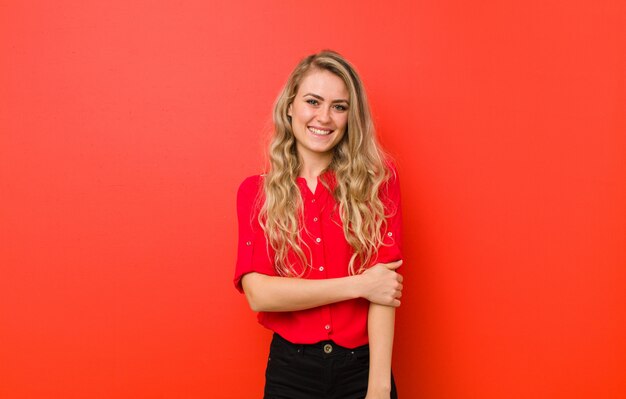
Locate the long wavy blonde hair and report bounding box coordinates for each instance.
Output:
[259,50,393,277]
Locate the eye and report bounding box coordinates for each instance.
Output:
[333,104,348,111]
[306,99,319,106]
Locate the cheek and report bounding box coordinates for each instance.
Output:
[338,116,349,131]
[292,105,313,122]
[335,124,348,142]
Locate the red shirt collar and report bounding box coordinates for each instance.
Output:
[295,169,337,197]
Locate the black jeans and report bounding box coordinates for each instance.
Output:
[264,333,398,399]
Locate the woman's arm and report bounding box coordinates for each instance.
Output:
[241,260,403,312]
[365,303,396,398]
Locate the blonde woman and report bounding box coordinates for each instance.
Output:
[234,50,404,399]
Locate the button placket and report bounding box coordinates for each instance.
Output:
[319,213,332,334]
[303,183,333,337]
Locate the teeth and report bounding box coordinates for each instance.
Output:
[309,127,332,136]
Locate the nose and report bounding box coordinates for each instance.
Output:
[316,105,332,124]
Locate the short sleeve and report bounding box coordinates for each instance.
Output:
[374,165,403,264]
[233,176,276,293]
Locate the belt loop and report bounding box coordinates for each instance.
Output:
[297,344,304,356]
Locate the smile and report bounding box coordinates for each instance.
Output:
[308,126,333,136]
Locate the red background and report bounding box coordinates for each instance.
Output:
[1,1,625,398]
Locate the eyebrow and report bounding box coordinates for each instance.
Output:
[303,93,350,104]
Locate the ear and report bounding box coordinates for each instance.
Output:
[287,103,292,117]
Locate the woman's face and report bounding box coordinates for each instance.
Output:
[288,69,349,165]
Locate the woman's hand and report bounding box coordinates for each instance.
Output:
[359,260,403,307]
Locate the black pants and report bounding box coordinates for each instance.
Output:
[264,333,398,399]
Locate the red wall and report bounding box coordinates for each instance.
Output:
[1,1,625,398]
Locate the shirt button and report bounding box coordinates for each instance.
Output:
[319,266,324,272]
[316,237,321,243]
[313,217,319,222]
[387,232,393,237]
[311,199,316,203]
[324,324,330,331]
[246,241,252,246]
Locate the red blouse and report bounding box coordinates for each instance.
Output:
[233,168,403,348]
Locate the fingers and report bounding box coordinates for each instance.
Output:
[393,283,403,301]
[364,259,405,307]
[384,260,403,270]
[394,284,403,299]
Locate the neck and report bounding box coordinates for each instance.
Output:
[297,151,332,195]
[298,152,332,180]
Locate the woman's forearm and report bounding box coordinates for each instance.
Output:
[366,303,396,397]
[241,261,403,312]
[241,272,362,312]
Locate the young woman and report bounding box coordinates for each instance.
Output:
[234,50,404,399]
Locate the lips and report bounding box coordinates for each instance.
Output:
[308,126,333,136]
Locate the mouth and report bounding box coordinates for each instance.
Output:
[308,126,334,136]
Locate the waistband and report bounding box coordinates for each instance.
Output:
[272,333,369,359]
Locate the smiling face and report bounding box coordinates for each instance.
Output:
[287,68,349,167]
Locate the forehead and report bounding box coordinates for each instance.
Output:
[297,69,349,99]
